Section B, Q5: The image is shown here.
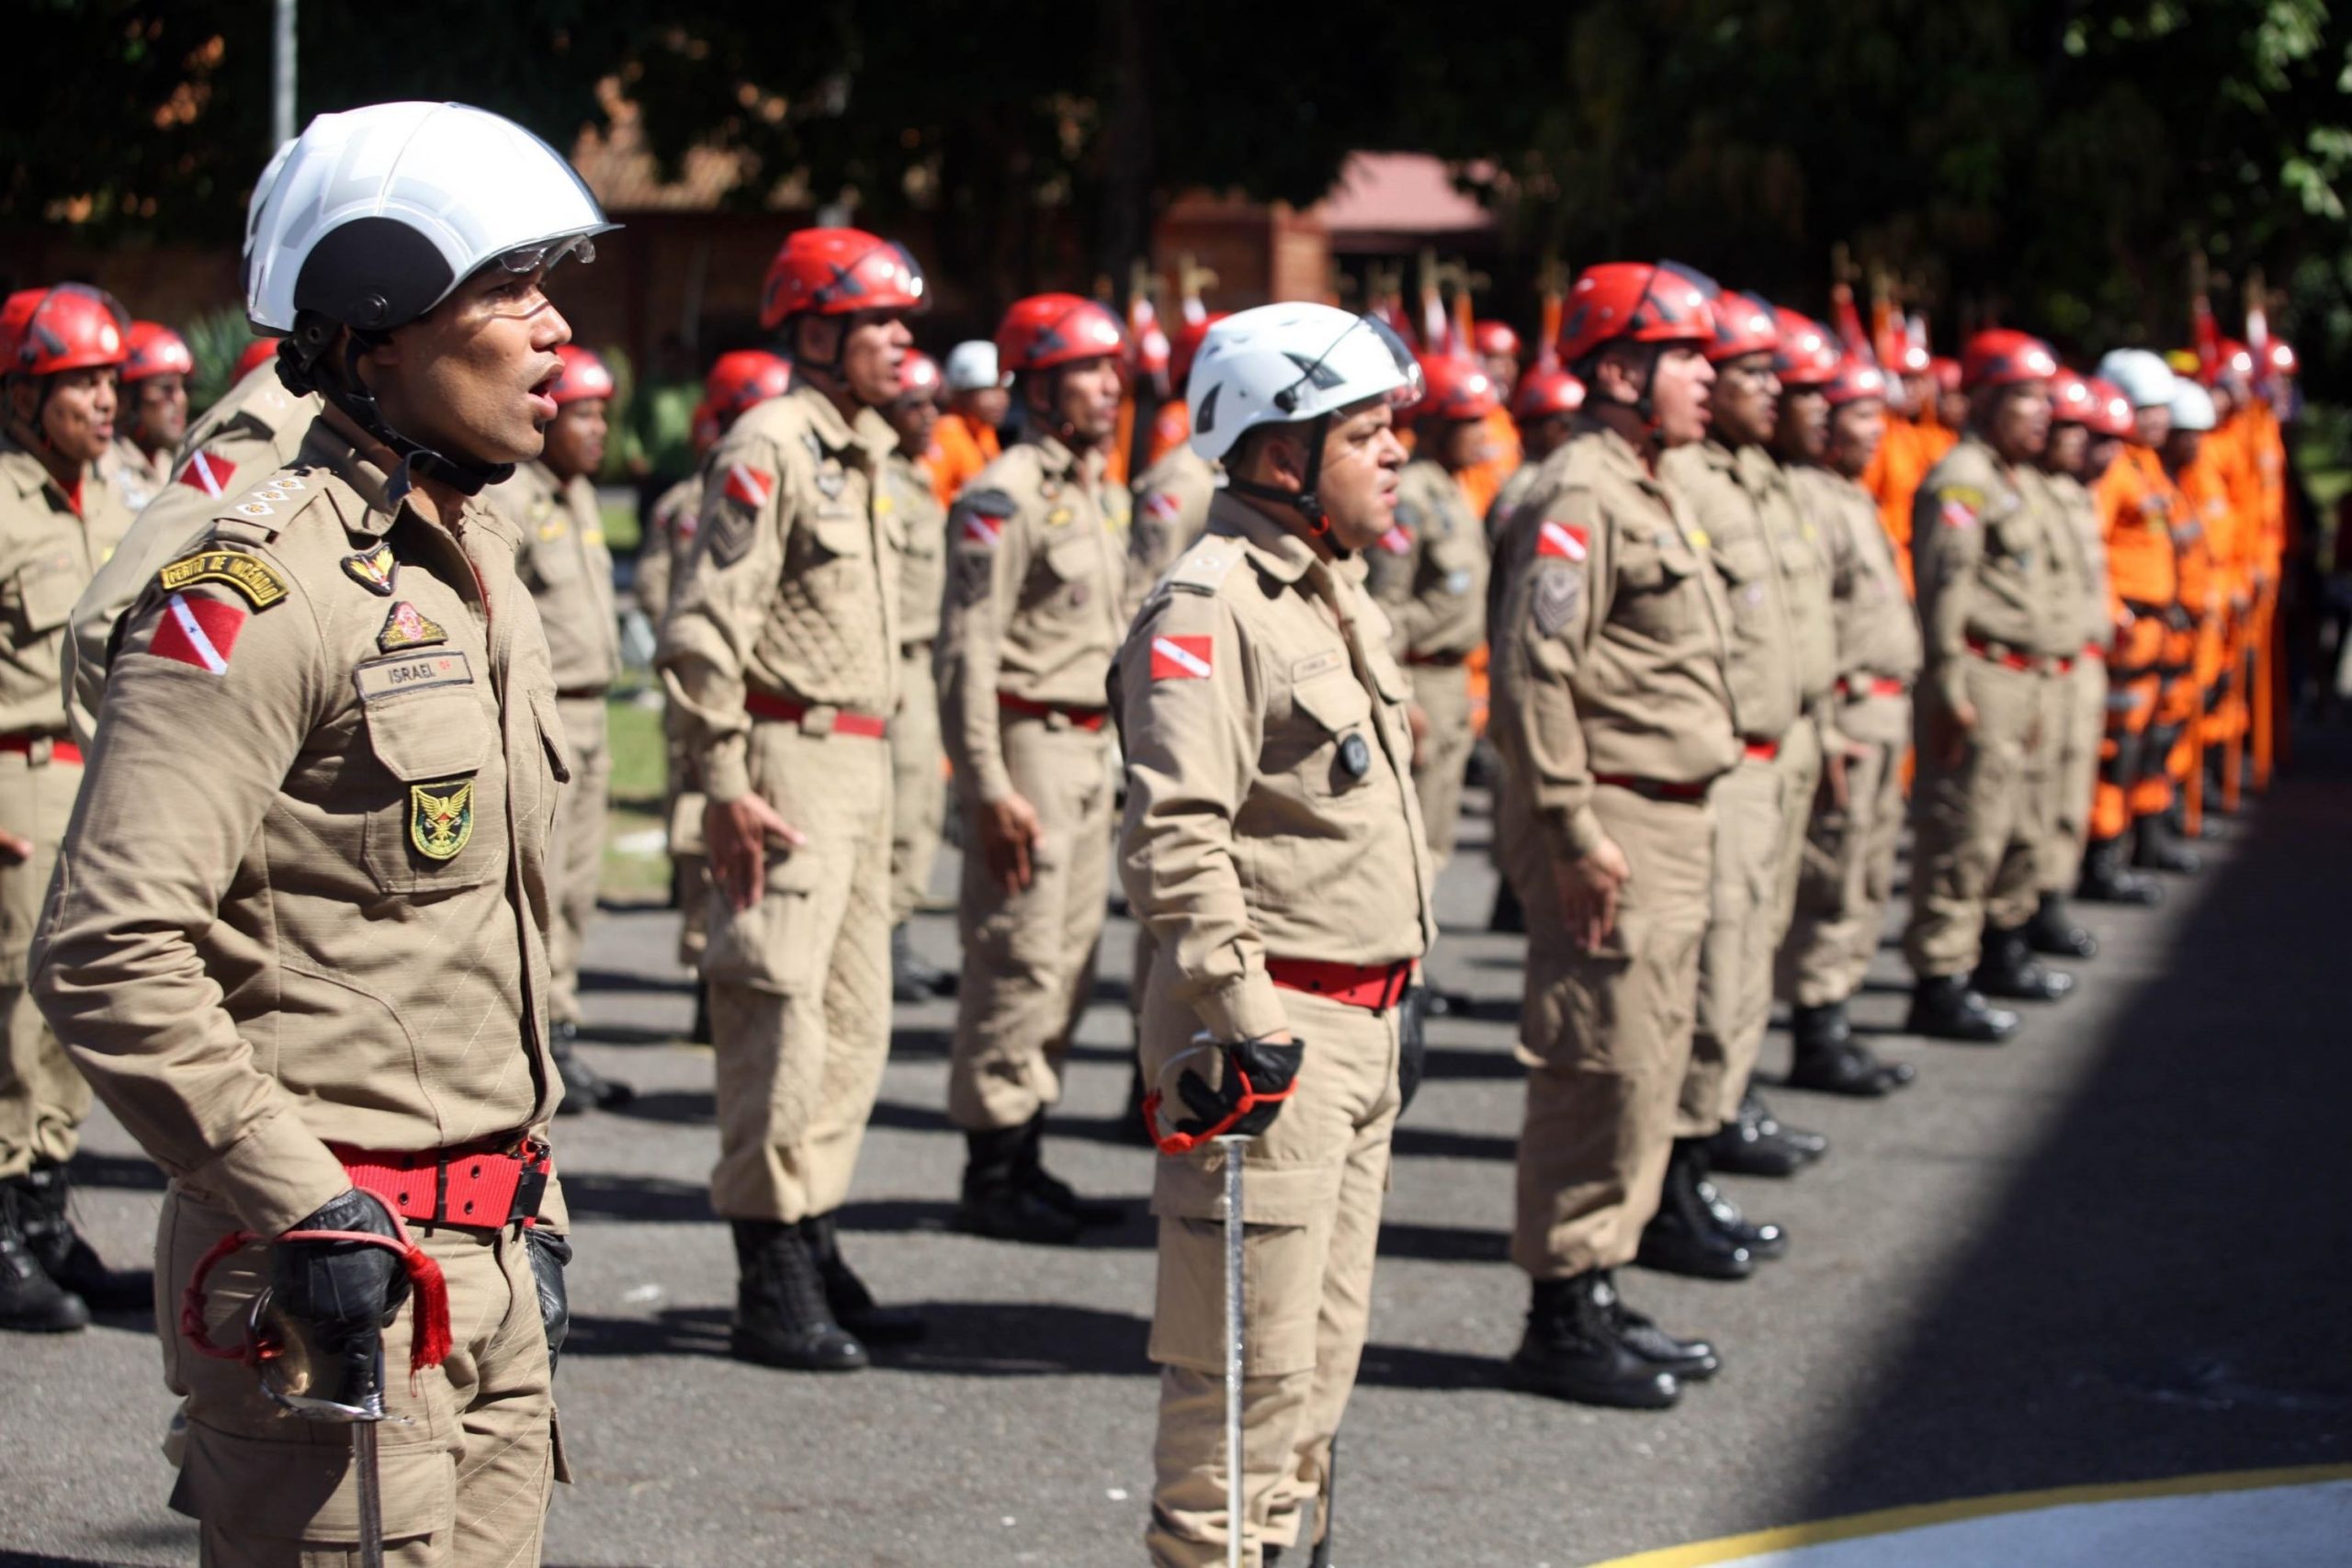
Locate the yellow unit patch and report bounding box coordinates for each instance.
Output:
[410,777,476,862]
[159,548,289,610]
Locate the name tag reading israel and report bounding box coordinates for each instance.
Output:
[354,650,474,702]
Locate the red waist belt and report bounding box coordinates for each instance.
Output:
[1743,738,1780,762]
[332,1139,552,1232]
[0,734,80,763]
[998,693,1109,731]
[1593,773,1709,802]
[1838,676,1908,699]
[1965,637,2047,673]
[1267,957,1413,1012]
[745,691,888,739]
[2082,642,2108,661]
[1403,649,1468,668]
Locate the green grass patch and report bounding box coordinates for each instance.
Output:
[600,682,673,905]
[601,501,642,557]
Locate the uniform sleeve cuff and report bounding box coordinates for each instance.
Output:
[1544,802,1606,863]
[1193,976,1291,1043]
[193,1106,356,1237]
[701,742,752,806]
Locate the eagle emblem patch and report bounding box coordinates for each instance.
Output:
[410,778,476,862]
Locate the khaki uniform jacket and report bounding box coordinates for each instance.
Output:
[102,434,168,516]
[2036,468,2112,654]
[0,435,133,739]
[1487,459,1546,545]
[1365,457,1487,662]
[936,434,1130,805]
[638,470,703,629]
[1661,440,1804,742]
[1114,494,1434,1045]
[1490,418,1738,863]
[31,422,570,1238]
[881,450,947,648]
[1126,443,1220,615]
[493,460,620,694]
[1909,434,2080,712]
[1792,466,1923,692]
[659,384,900,806]
[66,366,321,748]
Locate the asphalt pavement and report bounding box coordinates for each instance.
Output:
[7,736,2350,1568]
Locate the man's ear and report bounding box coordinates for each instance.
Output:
[793,315,842,366]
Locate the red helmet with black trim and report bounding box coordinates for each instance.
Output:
[0,284,130,378]
[1929,355,1962,392]
[704,349,793,421]
[899,350,943,400]
[759,228,928,331]
[1170,312,1229,390]
[2049,368,2095,424]
[1770,308,1839,386]
[1556,261,1718,367]
[2079,377,2135,440]
[1705,292,1781,363]
[122,321,196,382]
[1822,355,1889,408]
[1414,355,1500,422]
[548,343,616,406]
[1512,367,1586,422]
[1961,329,2058,392]
[1475,320,1521,359]
[996,294,1127,374]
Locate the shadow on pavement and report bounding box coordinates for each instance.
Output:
[1802,732,2352,1523]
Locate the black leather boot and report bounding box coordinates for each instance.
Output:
[1600,1270,1720,1381]
[1703,1090,1822,1177]
[1488,874,1526,934]
[0,1177,87,1334]
[2077,835,2164,905]
[1014,1113,1123,1227]
[1973,922,2076,1001]
[956,1128,1080,1245]
[21,1160,147,1312]
[729,1220,867,1371]
[2133,813,2202,874]
[1744,1090,1826,1162]
[889,923,954,1003]
[1695,1174,1787,1261]
[550,1021,634,1113]
[2025,893,2098,959]
[1508,1273,1680,1408]
[1786,1001,1915,1097]
[800,1213,925,1345]
[1905,973,2019,1043]
[1636,1140,1757,1280]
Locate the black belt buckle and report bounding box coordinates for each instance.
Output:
[508,1164,548,1226]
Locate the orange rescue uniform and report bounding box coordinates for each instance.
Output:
[932,410,1002,509]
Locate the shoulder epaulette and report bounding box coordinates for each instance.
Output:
[1165,544,1242,596]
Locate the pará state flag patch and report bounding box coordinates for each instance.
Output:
[1376,525,1413,556]
[148,592,246,673]
[723,462,774,509]
[1149,634,1215,681]
[1536,520,1589,561]
[177,450,237,498]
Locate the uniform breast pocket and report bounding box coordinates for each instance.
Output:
[522,688,571,855]
[1425,531,1485,599]
[1709,536,1772,629]
[527,525,582,590]
[1286,668,1378,799]
[359,687,505,895]
[8,557,81,638]
[1035,531,1102,615]
[1614,535,1702,642]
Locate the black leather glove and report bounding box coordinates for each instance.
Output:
[527,1228,572,1375]
[1398,986,1430,1113]
[269,1190,408,1402]
[1153,1038,1305,1153]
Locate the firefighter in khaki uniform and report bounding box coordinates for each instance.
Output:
[1367,355,1494,867]
[32,102,593,1561]
[878,349,956,1002]
[1779,357,1920,1096]
[661,227,928,1372]
[1903,331,2080,1044]
[100,321,196,514]
[939,294,1131,1247]
[491,343,631,1112]
[1116,302,1432,1568]
[0,284,139,1335]
[1492,261,1735,1413]
[1125,311,1227,603]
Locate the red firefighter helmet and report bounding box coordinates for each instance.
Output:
[1414,355,1501,422]
[1770,309,1840,386]
[2202,338,2256,389]
[759,229,928,331]
[1928,355,1962,392]
[1960,329,2058,392]
[1556,261,1718,366]
[2262,338,2298,378]
[233,338,280,381]
[0,284,130,378]
[1512,367,1587,422]
[1705,292,1781,363]
[899,350,943,400]
[996,294,1127,374]
[121,321,196,382]
[1170,312,1229,389]
[548,344,616,406]
[2049,368,2095,424]
[1475,320,1521,359]
[703,350,793,421]
[1894,340,1932,376]
[1822,356,1890,408]
[2080,378,2136,440]
[1130,322,1171,379]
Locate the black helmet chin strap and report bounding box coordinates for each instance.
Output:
[1222,412,1348,550]
[279,321,513,499]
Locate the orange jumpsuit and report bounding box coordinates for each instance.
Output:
[1865,415,1955,597]
[1146,400,1191,467]
[2167,449,2228,810]
[931,410,1001,509]
[1455,405,1522,521]
[2092,445,2183,839]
